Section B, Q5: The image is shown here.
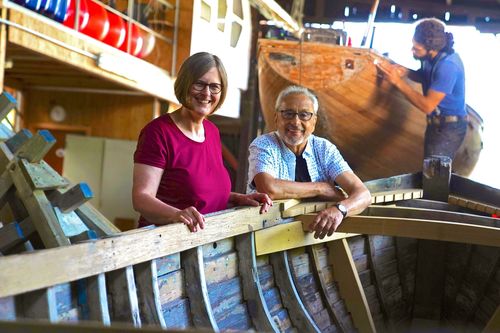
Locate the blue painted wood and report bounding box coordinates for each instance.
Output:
[215,303,252,331]
[38,130,56,143]
[162,298,192,329]
[54,283,74,316]
[297,273,320,296]
[208,277,243,311]
[202,238,234,259]
[156,253,181,276]
[257,264,275,290]
[263,288,282,314]
[270,307,294,332]
[5,129,32,153]
[0,297,15,320]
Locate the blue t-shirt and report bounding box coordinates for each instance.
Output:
[420,52,466,117]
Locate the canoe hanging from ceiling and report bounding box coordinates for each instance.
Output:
[257,39,483,181]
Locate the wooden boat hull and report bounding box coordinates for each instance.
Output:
[1,170,500,332]
[257,39,483,181]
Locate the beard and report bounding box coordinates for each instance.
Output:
[282,135,304,147]
[413,52,432,61]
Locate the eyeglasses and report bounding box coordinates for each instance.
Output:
[279,110,315,121]
[192,81,222,94]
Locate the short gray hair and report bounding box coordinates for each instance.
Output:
[275,86,319,113]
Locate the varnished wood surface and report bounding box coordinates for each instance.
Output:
[257,39,482,180]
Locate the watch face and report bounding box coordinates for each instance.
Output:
[336,203,348,217]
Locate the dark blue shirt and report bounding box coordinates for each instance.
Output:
[420,52,466,117]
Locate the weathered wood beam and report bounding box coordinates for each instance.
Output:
[363,205,500,227]
[364,172,422,195]
[75,203,121,237]
[9,160,70,248]
[449,196,500,216]
[0,91,17,121]
[134,260,166,328]
[182,246,218,330]
[106,267,141,327]
[328,239,375,333]
[270,251,320,333]
[309,245,348,331]
[47,183,93,213]
[0,218,35,253]
[0,204,283,298]
[450,174,500,210]
[16,130,56,163]
[255,220,357,256]
[19,159,69,190]
[70,231,110,325]
[4,129,32,154]
[0,320,210,332]
[235,232,278,332]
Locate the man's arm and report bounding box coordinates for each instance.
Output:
[253,172,345,201]
[308,171,372,239]
[377,62,445,114]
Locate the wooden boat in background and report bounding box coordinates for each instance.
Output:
[0,121,499,333]
[257,39,483,181]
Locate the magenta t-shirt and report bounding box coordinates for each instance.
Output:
[134,114,231,226]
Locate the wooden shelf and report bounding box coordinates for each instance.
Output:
[3,5,177,102]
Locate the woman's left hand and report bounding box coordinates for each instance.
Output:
[232,192,273,214]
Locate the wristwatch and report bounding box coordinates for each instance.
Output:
[335,203,348,218]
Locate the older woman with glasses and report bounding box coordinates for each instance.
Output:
[132,52,272,232]
[247,85,371,239]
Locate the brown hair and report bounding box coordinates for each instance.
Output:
[413,18,454,53]
[174,52,228,111]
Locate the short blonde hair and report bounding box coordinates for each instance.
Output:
[174,52,228,111]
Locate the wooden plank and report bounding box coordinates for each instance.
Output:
[450,174,500,210]
[0,218,35,253]
[0,320,205,332]
[70,230,110,324]
[328,239,376,333]
[449,196,500,216]
[309,244,349,332]
[4,129,32,154]
[363,205,500,228]
[182,246,218,330]
[134,260,166,328]
[157,269,185,304]
[301,215,500,248]
[234,232,278,332]
[203,251,238,285]
[415,157,449,322]
[255,221,357,256]
[7,10,176,101]
[75,202,121,237]
[0,204,283,298]
[483,306,500,333]
[9,160,70,248]
[270,251,320,333]
[422,156,451,202]
[367,236,391,325]
[19,159,69,190]
[16,130,56,163]
[47,183,93,213]
[106,267,141,326]
[364,172,422,194]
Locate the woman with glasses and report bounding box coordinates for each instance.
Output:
[132,52,272,232]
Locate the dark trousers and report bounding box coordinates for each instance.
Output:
[424,119,467,161]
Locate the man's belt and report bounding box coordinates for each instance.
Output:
[427,115,468,125]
